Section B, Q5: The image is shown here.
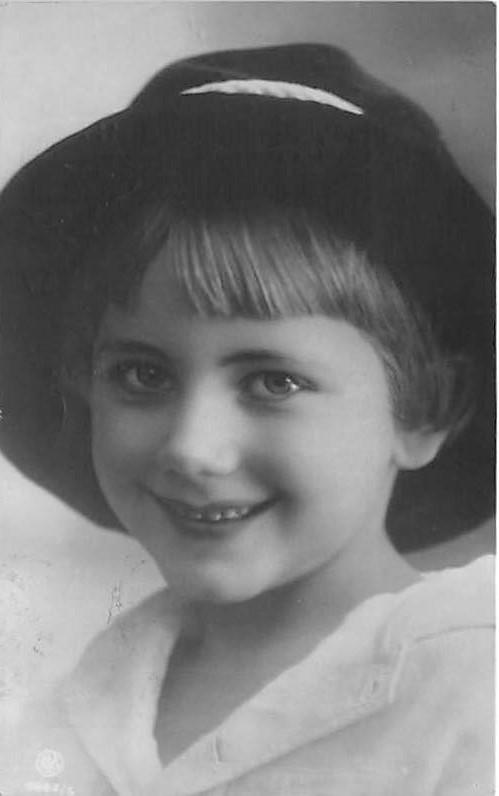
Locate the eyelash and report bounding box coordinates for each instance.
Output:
[98,360,174,398]
[240,372,313,403]
[97,360,314,404]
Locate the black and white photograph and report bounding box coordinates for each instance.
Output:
[0,3,494,794]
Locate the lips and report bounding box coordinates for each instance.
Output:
[151,494,275,530]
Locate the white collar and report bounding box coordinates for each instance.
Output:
[61,557,493,795]
[61,590,396,794]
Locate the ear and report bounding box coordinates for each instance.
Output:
[393,427,448,471]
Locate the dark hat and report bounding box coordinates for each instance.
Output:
[0,43,494,550]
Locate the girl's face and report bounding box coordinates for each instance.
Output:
[90,255,414,605]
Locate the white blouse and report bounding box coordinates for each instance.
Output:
[1,556,494,795]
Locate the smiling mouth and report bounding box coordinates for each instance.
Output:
[154,496,276,528]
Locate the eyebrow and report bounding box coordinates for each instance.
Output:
[219,349,291,366]
[94,339,171,360]
[95,340,293,367]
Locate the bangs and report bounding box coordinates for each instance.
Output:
[138,206,359,320]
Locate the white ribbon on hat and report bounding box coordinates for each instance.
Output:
[181,79,364,116]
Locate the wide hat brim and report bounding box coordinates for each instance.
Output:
[0,45,494,550]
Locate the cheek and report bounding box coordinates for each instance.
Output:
[261,402,394,464]
[257,402,396,498]
[90,400,161,486]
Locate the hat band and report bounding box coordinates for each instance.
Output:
[181,79,364,115]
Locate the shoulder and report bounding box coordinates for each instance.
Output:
[0,589,175,796]
[378,556,494,731]
[64,585,176,681]
[372,558,494,794]
[382,554,494,651]
[366,555,494,726]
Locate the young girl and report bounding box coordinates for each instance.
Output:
[0,44,494,795]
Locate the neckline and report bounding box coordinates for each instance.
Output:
[153,587,402,772]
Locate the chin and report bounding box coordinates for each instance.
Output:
[168,569,269,606]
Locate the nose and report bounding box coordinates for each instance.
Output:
[157,391,240,479]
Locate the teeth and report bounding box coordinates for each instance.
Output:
[169,502,257,523]
[224,508,241,520]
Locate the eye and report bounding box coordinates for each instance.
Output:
[242,371,310,402]
[98,359,174,396]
